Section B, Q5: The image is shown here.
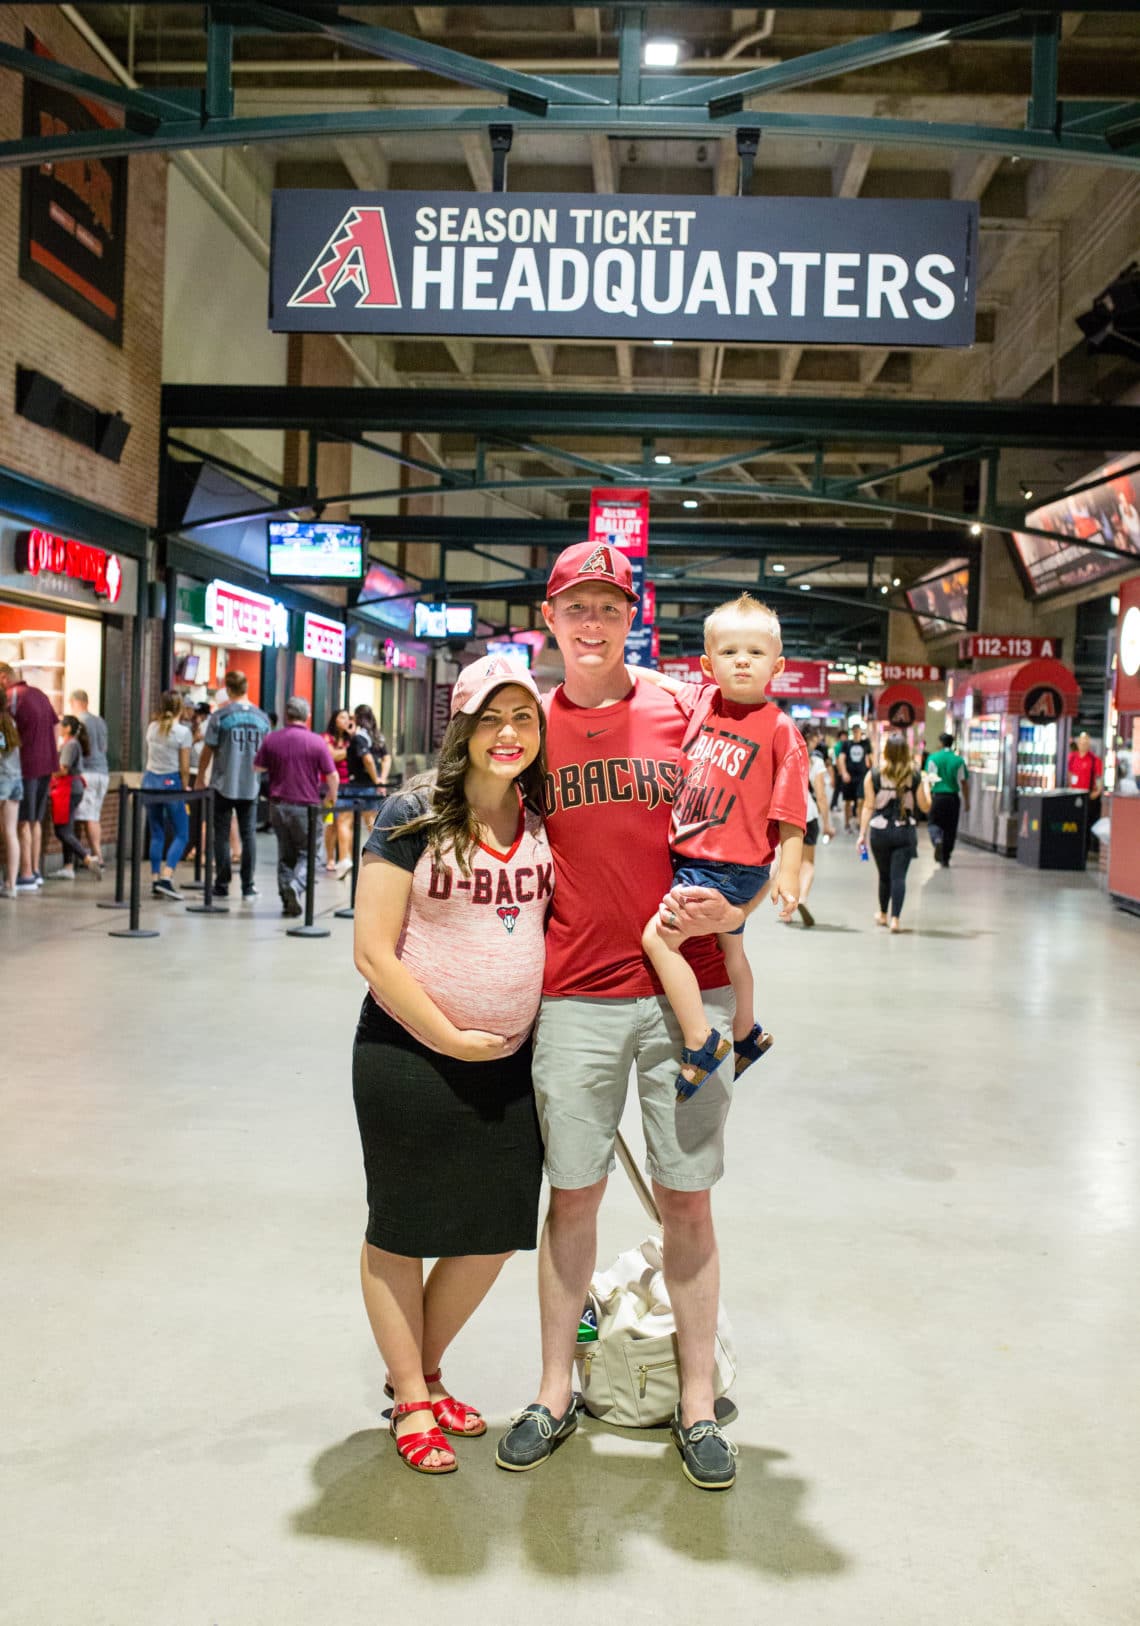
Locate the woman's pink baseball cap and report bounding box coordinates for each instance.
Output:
[451,653,543,716]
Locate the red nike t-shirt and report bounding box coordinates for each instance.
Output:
[541,678,727,999]
[671,689,809,867]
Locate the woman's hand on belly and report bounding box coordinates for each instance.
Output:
[446,1028,512,1063]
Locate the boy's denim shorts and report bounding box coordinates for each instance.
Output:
[670,857,771,934]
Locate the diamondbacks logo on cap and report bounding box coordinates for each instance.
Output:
[580,545,616,578]
[288,208,402,309]
[482,657,512,679]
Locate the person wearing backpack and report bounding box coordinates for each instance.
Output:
[345,704,392,836]
[858,733,931,932]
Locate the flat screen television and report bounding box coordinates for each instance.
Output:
[414,601,476,640]
[267,520,365,582]
[178,652,201,682]
[485,639,533,668]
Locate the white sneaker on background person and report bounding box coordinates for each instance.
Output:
[49,866,76,880]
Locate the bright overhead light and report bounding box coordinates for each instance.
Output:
[892,577,901,587]
[682,498,698,509]
[653,339,674,347]
[929,698,947,712]
[1110,595,1121,615]
[771,562,786,573]
[644,39,680,67]
[800,583,812,592]
[969,522,983,536]
[654,453,672,465]
[881,585,889,594]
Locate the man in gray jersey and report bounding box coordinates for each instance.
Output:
[195,669,270,899]
[69,689,109,868]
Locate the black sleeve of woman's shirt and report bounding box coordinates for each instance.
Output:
[362,792,431,873]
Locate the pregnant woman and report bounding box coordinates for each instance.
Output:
[351,654,552,1475]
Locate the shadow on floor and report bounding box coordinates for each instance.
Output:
[291,1420,849,1581]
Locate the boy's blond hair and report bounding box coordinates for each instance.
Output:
[703,592,782,651]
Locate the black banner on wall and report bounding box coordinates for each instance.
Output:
[270,189,978,347]
[19,31,128,346]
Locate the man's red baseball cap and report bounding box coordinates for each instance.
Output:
[545,540,639,604]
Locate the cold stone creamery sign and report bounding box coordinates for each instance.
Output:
[270,192,978,347]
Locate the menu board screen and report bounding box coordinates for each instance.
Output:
[1013,455,1140,598]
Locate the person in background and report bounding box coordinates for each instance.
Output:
[183,702,212,866]
[322,708,354,874]
[253,697,338,917]
[796,723,834,927]
[858,733,932,933]
[346,704,392,835]
[830,728,848,820]
[0,661,58,891]
[69,690,109,871]
[1115,734,1135,791]
[0,687,21,899]
[924,730,970,867]
[1067,731,1104,857]
[195,670,270,901]
[49,716,98,879]
[838,722,872,833]
[144,691,192,901]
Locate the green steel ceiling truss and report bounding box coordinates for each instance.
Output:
[1,4,1139,173]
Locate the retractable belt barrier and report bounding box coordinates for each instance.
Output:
[333,794,386,922]
[108,785,225,939]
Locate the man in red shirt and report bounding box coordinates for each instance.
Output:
[0,662,59,888]
[252,696,337,915]
[1067,731,1103,856]
[496,543,749,1491]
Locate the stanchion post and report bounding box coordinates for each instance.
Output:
[287,801,330,938]
[186,787,228,914]
[334,801,365,920]
[97,780,130,911]
[109,787,159,939]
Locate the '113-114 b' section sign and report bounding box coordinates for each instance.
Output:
[270,192,978,347]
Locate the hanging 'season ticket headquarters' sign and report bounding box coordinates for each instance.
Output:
[269,191,979,347]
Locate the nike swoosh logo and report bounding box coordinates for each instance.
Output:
[586,728,610,739]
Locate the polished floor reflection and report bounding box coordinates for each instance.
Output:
[2,837,1137,1625]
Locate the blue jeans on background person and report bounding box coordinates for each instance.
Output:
[142,771,189,875]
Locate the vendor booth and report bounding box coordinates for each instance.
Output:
[948,657,1081,854]
[1108,576,1140,915]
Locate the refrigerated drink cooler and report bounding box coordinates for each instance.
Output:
[947,658,1081,855]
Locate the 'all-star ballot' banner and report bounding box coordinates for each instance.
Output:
[269,191,978,347]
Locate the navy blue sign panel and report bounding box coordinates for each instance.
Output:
[269,191,979,348]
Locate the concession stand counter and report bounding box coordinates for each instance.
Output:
[947,657,1081,855]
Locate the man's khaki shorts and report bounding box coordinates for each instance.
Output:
[532,987,736,1192]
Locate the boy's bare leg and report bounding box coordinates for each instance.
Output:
[717,931,757,1043]
[642,915,714,1060]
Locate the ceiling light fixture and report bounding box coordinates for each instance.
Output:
[881,585,889,595]
[644,40,680,67]
[892,577,901,587]
[653,338,674,347]
[969,522,983,536]
[800,583,812,592]
[654,453,672,465]
[771,562,786,573]
[682,499,698,509]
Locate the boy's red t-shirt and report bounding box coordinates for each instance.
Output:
[541,678,728,999]
[670,688,809,867]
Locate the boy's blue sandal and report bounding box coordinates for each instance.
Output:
[676,1028,733,1102]
[733,1022,775,1080]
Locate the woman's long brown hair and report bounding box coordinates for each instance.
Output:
[0,687,18,753]
[390,683,547,877]
[151,690,183,738]
[881,733,914,792]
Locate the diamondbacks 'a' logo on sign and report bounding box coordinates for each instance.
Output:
[288,207,401,309]
[1023,684,1062,720]
[580,545,615,578]
[888,700,917,727]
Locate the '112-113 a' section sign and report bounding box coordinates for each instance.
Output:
[270,192,978,348]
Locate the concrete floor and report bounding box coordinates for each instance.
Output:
[2,836,1138,1626]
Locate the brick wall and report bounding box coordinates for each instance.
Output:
[0,8,166,527]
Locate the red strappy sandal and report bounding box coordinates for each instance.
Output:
[383,1370,487,1437]
[389,1401,457,1475]
[423,1369,487,1438]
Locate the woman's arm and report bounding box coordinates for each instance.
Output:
[812,769,832,832]
[377,751,393,787]
[178,745,191,789]
[916,773,932,815]
[353,855,509,1061]
[858,776,875,845]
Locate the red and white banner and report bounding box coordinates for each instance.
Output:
[659,655,708,685]
[958,635,1062,661]
[767,659,830,699]
[302,611,346,664]
[882,663,943,682]
[588,487,649,558]
[205,579,290,648]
